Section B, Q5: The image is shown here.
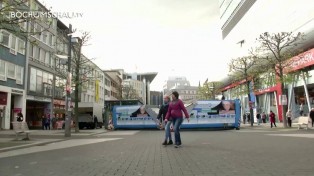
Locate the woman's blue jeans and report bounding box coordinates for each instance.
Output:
[172,118,183,145]
[164,121,172,141]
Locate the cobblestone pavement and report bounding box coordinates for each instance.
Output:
[0,129,314,176]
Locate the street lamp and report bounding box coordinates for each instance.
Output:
[55,24,77,137]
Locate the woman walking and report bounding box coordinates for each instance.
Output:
[165,91,190,148]
[269,110,277,128]
[286,109,292,127]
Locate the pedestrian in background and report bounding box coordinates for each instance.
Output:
[247,113,251,124]
[41,115,46,130]
[309,108,314,127]
[165,91,190,148]
[157,95,173,145]
[286,109,292,127]
[256,112,261,125]
[269,110,277,128]
[45,114,51,130]
[16,112,23,122]
[299,103,304,116]
[261,112,267,123]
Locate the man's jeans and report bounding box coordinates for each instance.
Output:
[172,118,183,145]
[164,121,172,141]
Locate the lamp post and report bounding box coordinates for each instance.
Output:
[64,24,72,137]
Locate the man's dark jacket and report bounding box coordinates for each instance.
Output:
[157,104,169,121]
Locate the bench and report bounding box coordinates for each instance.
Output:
[294,116,309,130]
[12,122,31,140]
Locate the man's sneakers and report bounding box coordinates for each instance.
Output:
[162,140,173,145]
[174,142,181,148]
[162,140,167,145]
[174,144,181,148]
[167,140,173,145]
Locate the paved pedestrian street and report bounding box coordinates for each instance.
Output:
[1,129,314,176]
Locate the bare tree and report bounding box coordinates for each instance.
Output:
[229,56,260,126]
[122,84,140,100]
[55,31,95,133]
[253,32,305,128]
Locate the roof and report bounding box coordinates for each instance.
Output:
[136,72,158,83]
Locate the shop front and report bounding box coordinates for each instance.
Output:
[26,95,52,129]
[0,86,25,130]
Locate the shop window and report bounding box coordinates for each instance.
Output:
[0,60,6,81]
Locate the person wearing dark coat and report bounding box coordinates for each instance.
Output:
[309,108,314,127]
[157,95,172,145]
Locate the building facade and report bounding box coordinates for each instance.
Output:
[25,0,58,128]
[0,24,27,129]
[0,0,108,129]
[123,72,157,105]
[219,0,314,121]
[163,76,199,104]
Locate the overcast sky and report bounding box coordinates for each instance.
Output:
[43,0,228,90]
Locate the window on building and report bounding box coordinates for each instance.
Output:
[29,44,34,59]
[7,62,15,79]
[0,30,10,47]
[42,72,48,83]
[30,68,36,91]
[36,70,43,93]
[17,39,25,55]
[48,33,54,47]
[0,60,6,81]
[45,52,50,66]
[10,35,17,54]
[42,31,47,44]
[15,66,23,84]
[40,49,45,63]
[35,23,41,39]
[34,45,40,61]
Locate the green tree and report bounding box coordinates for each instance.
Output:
[198,80,222,100]
[229,56,260,126]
